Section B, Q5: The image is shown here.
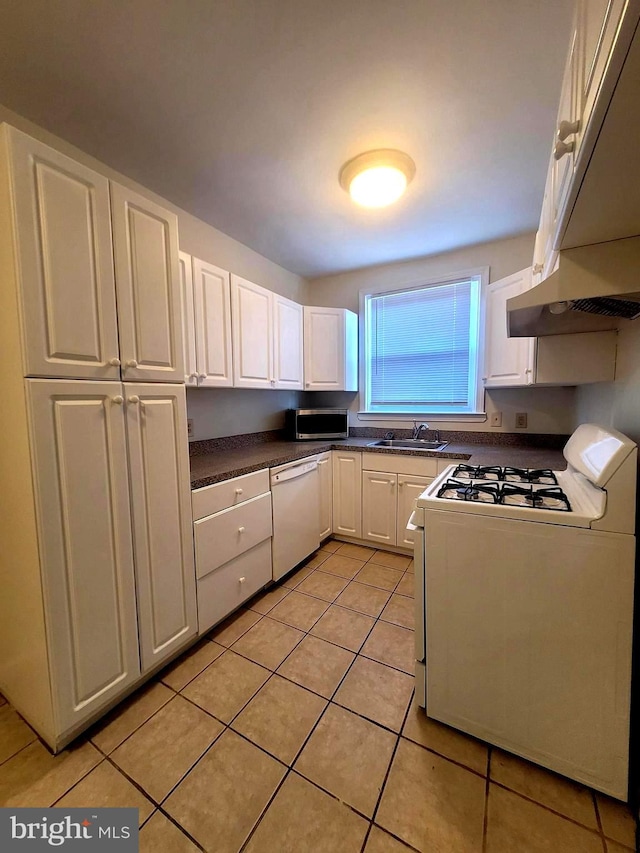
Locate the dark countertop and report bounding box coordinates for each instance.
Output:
[189,437,567,489]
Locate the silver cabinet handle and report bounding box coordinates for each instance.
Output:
[109,357,121,367]
[553,139,574,160]
[128,395,140,404]
[112,395,124,405]
[125,359,138,369]
[557,119,580,141]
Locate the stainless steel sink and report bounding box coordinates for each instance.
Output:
[366,439,449,451]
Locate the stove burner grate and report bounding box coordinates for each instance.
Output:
[500,484,571,511]
[502,467,558,485]
[452,464,502,481]
[437,479,501,503]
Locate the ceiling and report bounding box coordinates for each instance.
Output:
[0,0,573,278]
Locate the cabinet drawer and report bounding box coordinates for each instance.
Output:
[192,469,269,520]
[197,539,272,634]
[361,452,439,477]
[194,492,272,579]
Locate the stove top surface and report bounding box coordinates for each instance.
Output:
[418,464,605,528]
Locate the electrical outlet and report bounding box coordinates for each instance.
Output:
[187,418,194,438]
[490,411,502,427]
[515,412,528,429]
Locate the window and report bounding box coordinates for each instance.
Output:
[362,271,485,415]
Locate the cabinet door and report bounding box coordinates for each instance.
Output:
[273,294,303,389]
[231,275,273,388]
[27,379,140,734]
[362,470,397,546]
[577,0,626,154]
[111,183,184,383]
[304,307,345,391]
[397,475,432,549]
[125,383,197,673]
[7,128,120,380]
[332,450,362,538]
[193,258,233,387]
[179,252,198,386]
[317,452,333,540]
[551,25,580,247]
[483,269,536,387]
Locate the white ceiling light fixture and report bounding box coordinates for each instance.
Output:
[339,149,416,208]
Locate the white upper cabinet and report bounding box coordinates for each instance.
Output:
[486,267,617,387]
[27,379,141,734]
[124,383,197,672]
[533,0,638,268]
[231,275,273,388]
[230,274,303,390]
[193,257,233,387]
[484,269,536,387]
[2,127,186,384]
[4,127,121,380]
[273,294,303,389]
[551,25,580,244]
[178,252,198,386]
[303,306,358,391]
[111,183,184,383]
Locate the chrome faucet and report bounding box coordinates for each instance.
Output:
[412,421,429,440]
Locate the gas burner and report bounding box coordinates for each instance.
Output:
[502,467,558,485]
[451,464,502,481]
[437,479,501,503]
[500,484,571,511]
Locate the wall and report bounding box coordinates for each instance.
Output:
[305,233,577,434]
[186,388,299,441]
[575,322,640,443]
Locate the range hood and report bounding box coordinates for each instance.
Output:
[507,236,640,336]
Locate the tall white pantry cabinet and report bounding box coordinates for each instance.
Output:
[0,124,197,750]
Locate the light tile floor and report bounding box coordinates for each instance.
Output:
[0,539,638,852]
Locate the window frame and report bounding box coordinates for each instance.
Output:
[358,267,488,420]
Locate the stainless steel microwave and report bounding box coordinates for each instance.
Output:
[287,408,349,440]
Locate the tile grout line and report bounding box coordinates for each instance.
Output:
[361,687,417,852]
[481,746,492,853]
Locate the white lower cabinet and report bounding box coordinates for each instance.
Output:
[362,469,433,549]
[317,451,333,540]
[124,384,197,673]
[22,379,197,746]
[332,450,362,538]
[192,471,272,634]
[28,380,141,737]
[331,450,441,549]
[362,471,397,546]
[361,453,440,550]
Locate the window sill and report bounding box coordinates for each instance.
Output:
[357,412,488,423]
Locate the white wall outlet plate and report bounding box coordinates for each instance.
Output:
[187,418,194,438]
[490,411,502,427]
[515,412,528,429]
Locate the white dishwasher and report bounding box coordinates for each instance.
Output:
[271,456,320,581]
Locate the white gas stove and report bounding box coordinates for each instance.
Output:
[410,424,637,799]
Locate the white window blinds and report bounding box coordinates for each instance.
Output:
[365,277,482,414]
